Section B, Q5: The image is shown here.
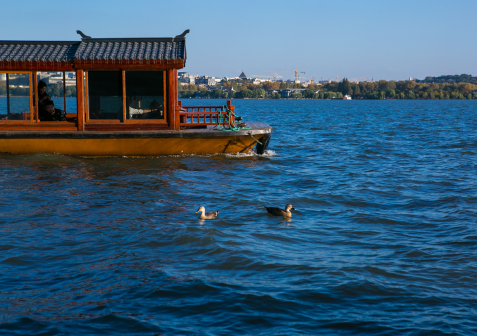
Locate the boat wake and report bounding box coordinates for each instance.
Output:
[225,149,276,158]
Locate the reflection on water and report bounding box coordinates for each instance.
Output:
[1,100,477,335]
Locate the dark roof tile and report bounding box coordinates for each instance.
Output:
[0,36,186,63]
[74,39,185,61]
[0,42,79,62]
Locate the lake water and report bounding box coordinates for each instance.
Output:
[0,97,77,116]
[1,99,476,335]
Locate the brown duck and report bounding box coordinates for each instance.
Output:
[195,206,219,219]
[265,204,297,217]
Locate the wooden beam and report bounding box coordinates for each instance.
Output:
[85,72,89,122]
[29,72,33,122]
[33,72,39,122]
[167,70,177,130]
[0,61,74,71]
[63,72,67,112]
[0,123,77,131]
[173,69,179,130]
[76,69,85,131]
[6,74,10,117]
[163,71,167,124]
[85,124,169,131]
[122,70,126,122]
[74,63,184,71]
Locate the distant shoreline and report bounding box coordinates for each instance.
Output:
[178,97,476,101]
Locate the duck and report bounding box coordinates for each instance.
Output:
[265,204,297,217]
[195,206,219,219]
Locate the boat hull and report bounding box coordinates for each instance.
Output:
[0,123,271,156]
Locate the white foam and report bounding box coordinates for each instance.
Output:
[263,149,276,157]
[225,149,276,158]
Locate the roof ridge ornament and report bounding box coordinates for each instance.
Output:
[175,29,190,38]
[76,30,91,40]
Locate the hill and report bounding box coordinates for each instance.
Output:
[415,74,477,84]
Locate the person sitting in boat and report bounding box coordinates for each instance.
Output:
[126,96,144,119]
[40,99,66,121]
[37,81,51,113]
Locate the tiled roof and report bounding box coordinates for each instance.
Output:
[0,42,79,62]
[74,39,185,61]
[0,34,187,63]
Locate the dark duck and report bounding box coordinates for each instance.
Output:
[265,204,297,217]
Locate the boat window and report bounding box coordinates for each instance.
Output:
[125,71,164,120]
[0,73,31,121]
[88,71,122,120]
[37,72,77,116]
[65,72,77,113]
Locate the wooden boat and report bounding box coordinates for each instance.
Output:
[0,30,271,156]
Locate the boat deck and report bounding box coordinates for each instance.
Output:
[0,123,271,139]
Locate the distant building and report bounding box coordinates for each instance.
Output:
[216,86,235,93]
[223,76,240,81]
[195,76,217,86]
[249,77,269,85]
[239,71,247,80]
[278,88,306,98]
[178,72,196,84]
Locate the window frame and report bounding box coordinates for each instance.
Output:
[35,71,77,124]
[0,71,34,123]
[85,70,167,124]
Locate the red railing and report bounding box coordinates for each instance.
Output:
[177,100,235,128]
[1,112,30,120]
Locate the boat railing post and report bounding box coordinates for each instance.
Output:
[175,105,182,128]
[177,101,183,126]
[227,100,235,125]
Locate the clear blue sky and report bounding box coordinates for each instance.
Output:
[4,0,476,81]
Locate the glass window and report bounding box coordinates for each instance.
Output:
[65,72,77,113]
[0,73,30,121]
[126,71,164,120]
[88,71,122,120]
[37,71,65,111]
[36,72,76,117]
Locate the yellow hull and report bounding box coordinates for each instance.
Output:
[0,134,263,156]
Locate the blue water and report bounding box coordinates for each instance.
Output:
[0,97,76,116]
[1,99,477,335]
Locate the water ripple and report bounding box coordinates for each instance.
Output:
[1,100,477,335]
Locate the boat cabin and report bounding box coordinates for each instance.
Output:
[0,29,233,131]
[0,30,271,156]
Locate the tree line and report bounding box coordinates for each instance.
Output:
[415,74,477,84]
[322,78,477,100]
[3,77,476,100]
[0,83,77,97]
[179,78,477,100]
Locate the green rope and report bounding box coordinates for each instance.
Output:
[249,134,263,145]
[214,105,251,132]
